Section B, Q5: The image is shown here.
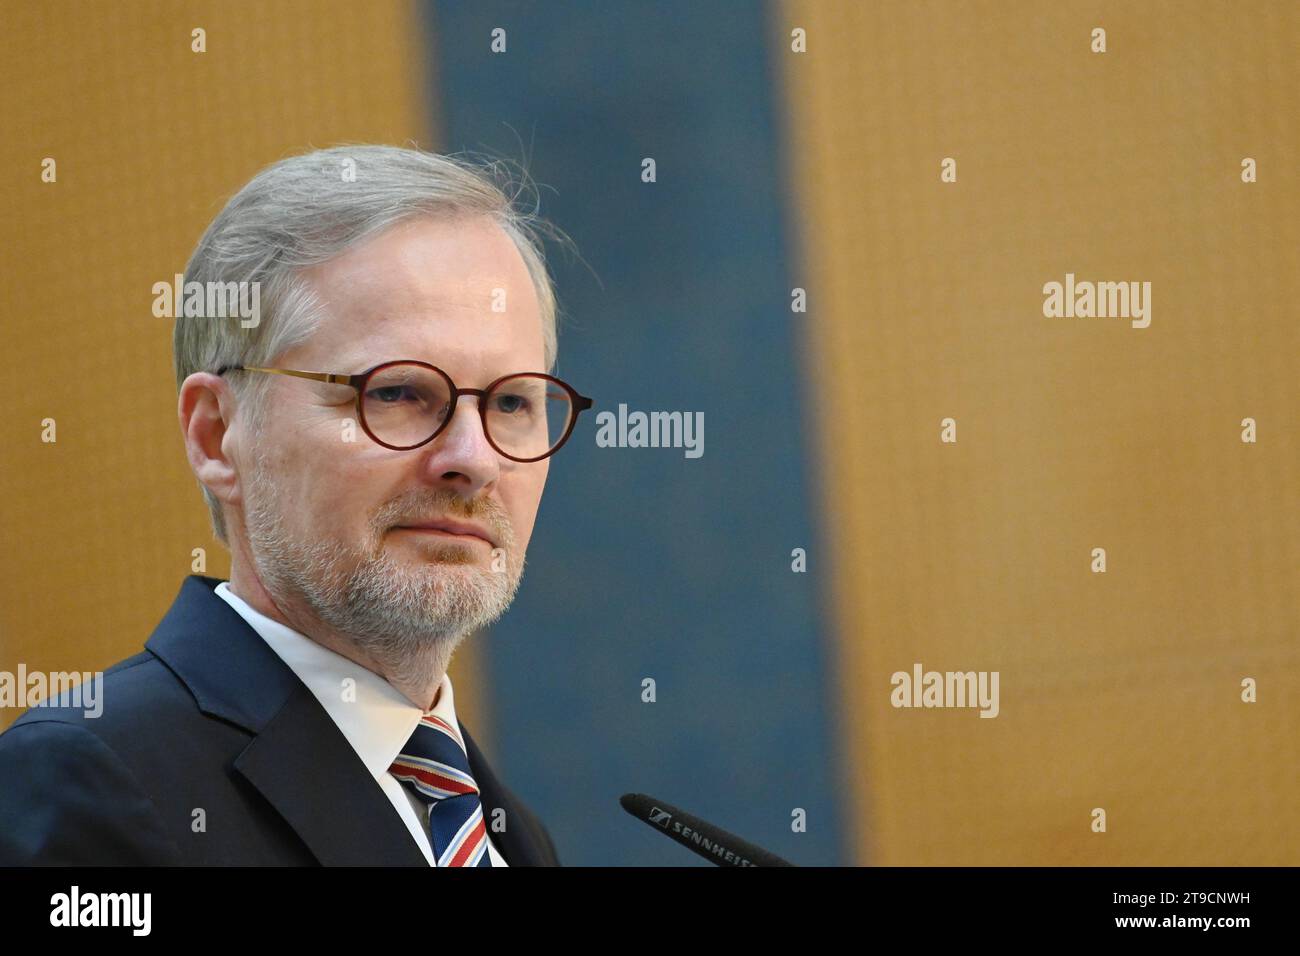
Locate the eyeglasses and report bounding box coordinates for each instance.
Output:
[216,360,593,462]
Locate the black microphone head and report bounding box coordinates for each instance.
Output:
[619,793,653,815]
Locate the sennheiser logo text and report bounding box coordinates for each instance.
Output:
[669,821,754,866]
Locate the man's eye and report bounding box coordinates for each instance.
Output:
[368,385,417,404]
[493,393,530,414]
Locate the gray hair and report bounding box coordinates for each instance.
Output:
[174,144,567,544]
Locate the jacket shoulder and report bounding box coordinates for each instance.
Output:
[8,649,204,739]
[0,718,183,864]
[0,648,248,865]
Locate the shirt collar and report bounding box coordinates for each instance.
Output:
[212,580,461,781]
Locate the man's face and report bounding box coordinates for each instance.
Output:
[234,214,549,679]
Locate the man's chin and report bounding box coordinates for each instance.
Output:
[396,562,513,605]
[382,561,490,591]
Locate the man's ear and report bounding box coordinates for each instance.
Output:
[178,373,243,510]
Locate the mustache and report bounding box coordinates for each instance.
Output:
[374,490,513,548]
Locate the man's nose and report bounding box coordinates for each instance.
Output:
[417,395,500,496]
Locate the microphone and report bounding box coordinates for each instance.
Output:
[619,793,795,867]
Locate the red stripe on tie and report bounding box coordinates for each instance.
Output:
[390,762,477,796]
[423,714,462,745]
[449,815,487,867]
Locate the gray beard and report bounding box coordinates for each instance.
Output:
[242,457,523,692]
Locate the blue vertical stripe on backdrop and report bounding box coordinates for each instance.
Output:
[423,0,845,865]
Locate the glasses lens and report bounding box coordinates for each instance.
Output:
[484,374,574,460]
[361,363,453,448]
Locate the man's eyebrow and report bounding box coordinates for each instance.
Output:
[318,356,373,375]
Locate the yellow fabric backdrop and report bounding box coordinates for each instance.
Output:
[778,0,1298,864]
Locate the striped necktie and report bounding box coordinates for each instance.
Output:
[389,714,494,867]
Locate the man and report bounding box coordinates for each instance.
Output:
[0,145,591,865]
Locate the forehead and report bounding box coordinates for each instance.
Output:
[295,213,545,376]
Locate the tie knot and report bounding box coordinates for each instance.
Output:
[389,714,479,803]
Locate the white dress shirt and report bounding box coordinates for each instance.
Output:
[213,581,507,866]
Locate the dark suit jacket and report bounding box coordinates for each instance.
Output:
[0,575,560,866]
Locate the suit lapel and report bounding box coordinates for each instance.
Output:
[233,682,428,866]
[147,575,428,866]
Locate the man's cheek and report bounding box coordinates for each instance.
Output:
[302,482,357,531]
